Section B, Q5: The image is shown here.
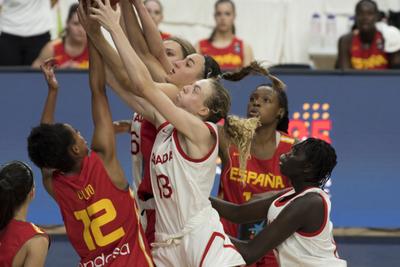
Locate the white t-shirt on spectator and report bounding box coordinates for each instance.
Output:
[0,0,52,37]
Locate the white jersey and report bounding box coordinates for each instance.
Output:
[267,187,347,267]
[150,122,219,234]
[150,122,245,266]
[130,113,144,192]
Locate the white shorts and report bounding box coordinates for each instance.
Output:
[152,209,245,267]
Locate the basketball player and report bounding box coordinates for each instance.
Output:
[89,1,246,265]
[211,138,347,267]
[219,62,295,267]
[0,161,49,267]
[27,41,153,266]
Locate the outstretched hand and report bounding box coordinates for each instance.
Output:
[89,0,121,33]
[40,58,58,90]
[77,0,101,36]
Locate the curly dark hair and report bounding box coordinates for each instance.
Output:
[27,123,76,173]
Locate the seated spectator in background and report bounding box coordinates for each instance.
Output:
[32,4,88,69]
[0,0,53,66]
[196,0,254,72]
[336,0,400,69]
[0,161,49,267]
[144,0,171,40]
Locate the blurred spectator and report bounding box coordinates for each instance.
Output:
[144,0,171,40]
[196,0,253,72]
[32,4,88,69]
[336,0,400,69]
[0,0,54,66]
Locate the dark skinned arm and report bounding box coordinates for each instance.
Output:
[210,194,280,224]
[231,193,325,265]
[336,34,352,69]
[88,37,128,190]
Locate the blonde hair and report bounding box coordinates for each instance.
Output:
[204,79,260,170]
[220,61,288,169]
[224,116,260,170]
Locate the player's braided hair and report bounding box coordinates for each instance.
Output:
[0,161,34,230]
[296,138,337,188]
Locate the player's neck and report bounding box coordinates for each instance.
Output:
[214,31,234,42]
[360,29,376,44]
[253,125,276,144]
[14,203,29,222]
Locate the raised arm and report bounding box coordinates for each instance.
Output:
[88,37,128,189]
[131,0,173,72]
[39,58,59,124]
[38,58,59,197]
[90,1,212,145]
[77,1,133,94]
[119,0,169,81]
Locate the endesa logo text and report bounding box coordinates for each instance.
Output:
[79,243,130,267]
[288,102,332,143]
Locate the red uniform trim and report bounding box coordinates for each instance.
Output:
[199,232,237,267]
[297,193,328,237]
[172,123,217,163]
[156,121,170,133]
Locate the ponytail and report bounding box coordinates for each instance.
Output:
[223,116,260,170]
[0,179,16,230]
[223,61,289,133]
[0,161,34,230]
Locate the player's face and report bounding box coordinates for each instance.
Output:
[279,143,307,179]
[64,124,89,156]
[247,86,283,126]
[214,2,235,33]
[355,2,378,33]
[145,0,163,26]
[67,12,86,43]
[163,40,184,63]
[175,79,213,118]
[167,54,205,86]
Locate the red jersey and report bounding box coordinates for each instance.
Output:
[199,36,244,71]
[137,119,157,201]
[350,30,388,69]
[219,132,295,267]
[136,119,157,244]
[52,152,153,267]
[53,39,89,69]
[0,219,48,266]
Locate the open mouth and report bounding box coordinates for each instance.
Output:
[248,109,259,117]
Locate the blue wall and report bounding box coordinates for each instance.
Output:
[1,70,399,228]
